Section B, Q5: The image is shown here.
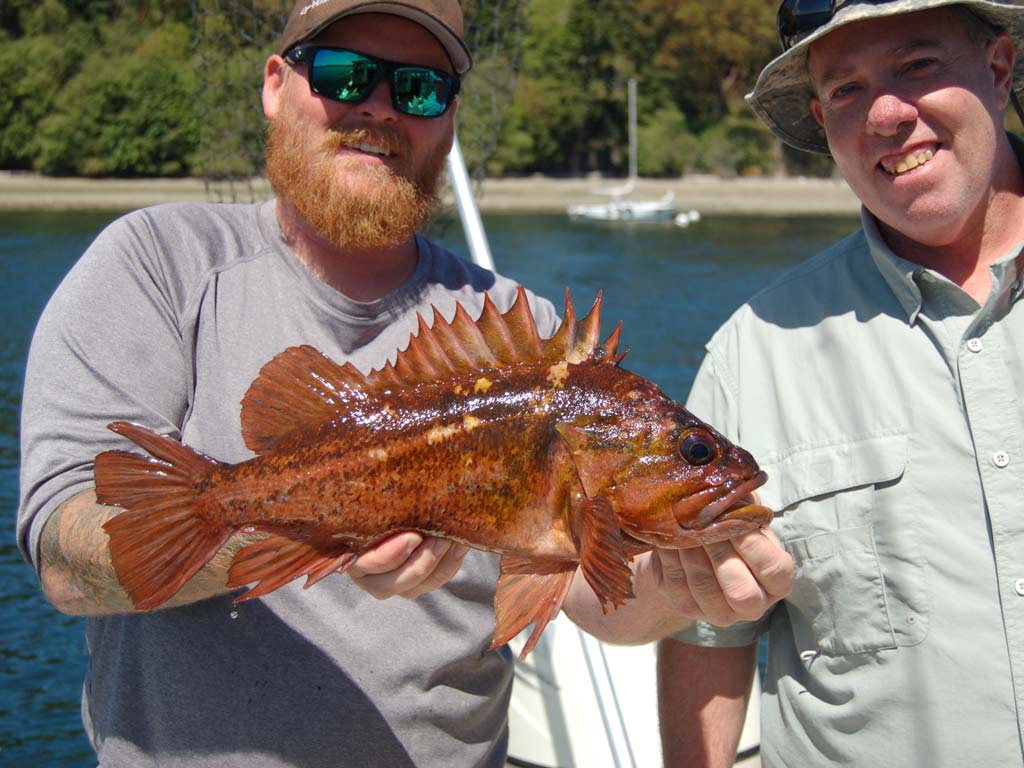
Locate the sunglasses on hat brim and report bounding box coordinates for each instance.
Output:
[777,0,836,50]
[283,45,460,118]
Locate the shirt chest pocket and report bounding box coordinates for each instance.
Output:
[761,432,909,657]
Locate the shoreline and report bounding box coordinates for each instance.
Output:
[0,171,860,217]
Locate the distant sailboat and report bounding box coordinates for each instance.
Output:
[567,79,677,223]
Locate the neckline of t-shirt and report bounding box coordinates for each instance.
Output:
[256,199,435,322]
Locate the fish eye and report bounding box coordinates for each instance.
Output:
[679,430,717,466]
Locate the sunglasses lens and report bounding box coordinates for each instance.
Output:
[393,67,455,117]
[297,47,456,117]
[310,49,379,102]
[777,0,835,48]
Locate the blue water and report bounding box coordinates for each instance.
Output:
[0,208,859,765]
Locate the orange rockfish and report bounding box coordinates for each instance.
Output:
[94,288,770,658]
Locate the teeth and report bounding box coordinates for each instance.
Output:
[889,149,934,175]
[350,142,390,156]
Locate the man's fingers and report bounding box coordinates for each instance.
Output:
[399,542,470,599]
[732,527,794,600]
[647,550,701,619]
[351,536,469,600]
[348,532,422,578]
[674,546,737,626]
[701,539,772,621]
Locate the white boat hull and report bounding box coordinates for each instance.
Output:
[507,614,761,767]
[567,192,676,223]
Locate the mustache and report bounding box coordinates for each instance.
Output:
[320,125,412,158]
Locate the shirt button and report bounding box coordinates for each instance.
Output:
[993,451,1010,468]
[966,338,984,353]
[1016,579,1024,596]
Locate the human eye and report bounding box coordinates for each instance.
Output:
[901,56,941,77]
[828,81,860,103]
[909,57,937,73]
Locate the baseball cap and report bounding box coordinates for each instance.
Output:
[280,0,473,74]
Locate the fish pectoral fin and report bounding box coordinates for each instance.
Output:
[580,494,635,613]
[555,423,632,498]
[228,532,359,602]
[490,558,577,661]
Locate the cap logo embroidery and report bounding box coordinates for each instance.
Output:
[299,0,332,16]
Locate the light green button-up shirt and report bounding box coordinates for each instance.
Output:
[675,200,1024,766]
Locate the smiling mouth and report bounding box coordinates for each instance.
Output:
[344,141,394,158]
[880,145,937,176]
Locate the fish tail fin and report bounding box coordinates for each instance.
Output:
[490,556,577,660]
[227,533,359,601]
[96,421,228,610]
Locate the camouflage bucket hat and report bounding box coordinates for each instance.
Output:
[746,0,1024,154]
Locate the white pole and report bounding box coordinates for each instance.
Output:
[448,132,638,768]
[628,78,638,183]
[579,629,637,768]
[446,134,495,271]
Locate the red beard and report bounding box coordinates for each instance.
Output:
[265,101,447,250]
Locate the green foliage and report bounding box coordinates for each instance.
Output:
[0,27,91,169]
[782,144,837,178]
[493,0,785,177]
[190,0,287,181]
[693,114,777,177]
[0,0,806,178]
[22,0,69,36]
[36,22,198,176]
[637,105,698,177]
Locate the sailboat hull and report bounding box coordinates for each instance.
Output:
[567,192,676,222]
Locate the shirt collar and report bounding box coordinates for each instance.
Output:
[863,133,1024,325]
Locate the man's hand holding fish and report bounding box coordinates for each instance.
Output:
[346,531,471,599]
[563,522,792,645]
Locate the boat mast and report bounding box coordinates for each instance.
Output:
[628,77,638,183]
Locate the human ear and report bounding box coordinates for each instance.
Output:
[810,97,826,127]
[988,33,1015,112]
[263,55,289,120]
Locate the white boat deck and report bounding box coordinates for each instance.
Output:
[507,613,760,768]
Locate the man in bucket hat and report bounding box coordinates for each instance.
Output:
[658,1,1024,766]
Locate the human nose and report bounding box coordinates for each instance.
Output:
[357,77,399,121]
[865,91,918,137]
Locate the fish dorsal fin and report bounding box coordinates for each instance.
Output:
[382,286,625,384]
[240,345,369,454]
[559,290,627,365]
[239,288,626,453]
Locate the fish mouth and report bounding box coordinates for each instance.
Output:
[680,472,771,530]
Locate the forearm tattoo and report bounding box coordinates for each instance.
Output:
[39,490,262,615]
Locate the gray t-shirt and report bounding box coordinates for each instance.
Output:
[17,200,560,768]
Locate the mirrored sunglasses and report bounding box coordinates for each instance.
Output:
[284,45,460,118]
[777,0,836,50]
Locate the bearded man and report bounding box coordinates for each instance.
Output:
[16,2,562,765]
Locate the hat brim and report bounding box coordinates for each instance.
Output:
[746,0,1024,154]
[281,1,473,75]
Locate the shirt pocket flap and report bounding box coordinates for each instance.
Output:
[759,431,908,511]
